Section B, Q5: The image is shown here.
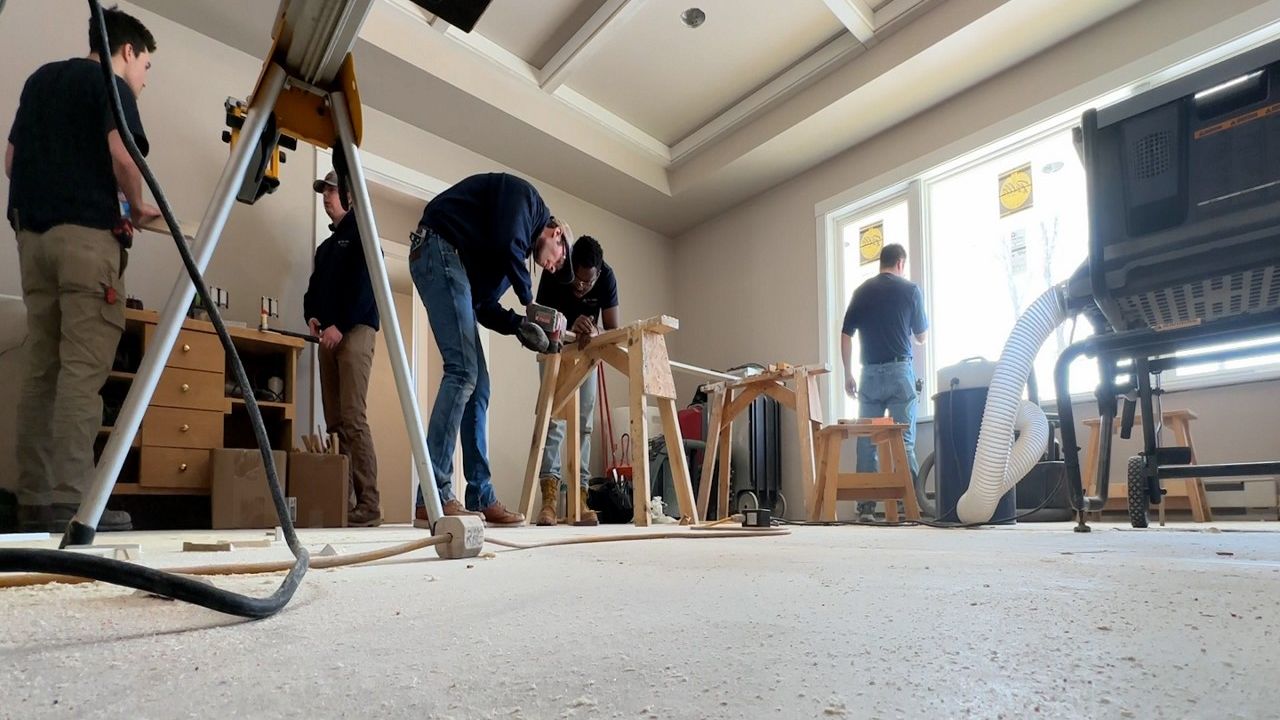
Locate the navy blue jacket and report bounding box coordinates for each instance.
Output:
[303,211,380,334]
[419,173,550,335]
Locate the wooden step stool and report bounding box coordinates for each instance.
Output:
[812,422,920,522]
[1081,409,1211,523]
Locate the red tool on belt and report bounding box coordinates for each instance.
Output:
[598,367,632,482]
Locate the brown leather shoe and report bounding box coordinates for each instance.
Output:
[414,500,481,528]
[481,501,524,526]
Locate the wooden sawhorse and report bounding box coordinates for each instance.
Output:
[518,316,699,526]
[812,422,920,522]
[1081,409,1212,523]
[695,364,827,521]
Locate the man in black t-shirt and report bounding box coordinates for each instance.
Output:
[840,243,928,522]
[533,236,620,526]
[6,8,160,533]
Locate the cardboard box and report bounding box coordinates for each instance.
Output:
[210,449,288,529]
[287,451,349,528]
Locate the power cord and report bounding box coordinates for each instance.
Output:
[0,1,308,619]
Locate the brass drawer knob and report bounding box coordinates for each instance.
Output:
[181,383,190,393]
[182,343,191,353]
[180,424,190,433]
[179,463,189,472]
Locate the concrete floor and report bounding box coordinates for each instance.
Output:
[1,521,1278,719]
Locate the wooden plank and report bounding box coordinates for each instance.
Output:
[552,357,600,416]
[628,330,651,527]
[716,419,733,521]
[640,332,677,400]
[819,432,844,521]
[520,354,561,522]
[837,472,904,489]
[762,384,797,410]
[710,363,831,392]
[581,315,679,351]
[591,344,630,375]
[805,372,825,424]
[565,386,582,524]
[793,366,817,523]
[697,388,726,520]
[835,487,907,502]
[658,398,699,524]
[891,434,921,521]
[722,384,767,423]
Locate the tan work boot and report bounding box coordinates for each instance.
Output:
[569,489,599,526]
[536,476,558,527]
[480,501,525,526]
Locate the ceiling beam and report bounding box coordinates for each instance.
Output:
[538,0,645,91]
[820,0,877,44]
[874,0,927,29]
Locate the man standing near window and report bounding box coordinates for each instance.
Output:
[7,7,160,533]
[840,243,927,522]
[533,236,620,526]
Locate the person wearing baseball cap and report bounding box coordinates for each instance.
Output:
[303,170,382,527]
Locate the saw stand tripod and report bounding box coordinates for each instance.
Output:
[68,59,447,546]
[518,316,699,527]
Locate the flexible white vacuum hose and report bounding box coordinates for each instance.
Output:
[956,286,1068,523]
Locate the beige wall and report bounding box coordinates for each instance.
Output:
[671,0,1280,517]
[366,291,414,523]
[0,2,675,511]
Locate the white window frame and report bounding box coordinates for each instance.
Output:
[821,119,1280,423]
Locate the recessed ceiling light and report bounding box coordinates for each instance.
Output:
[681,8,706,28]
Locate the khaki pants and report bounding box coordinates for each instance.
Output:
[16,225,126,506]
[318,324,379,512]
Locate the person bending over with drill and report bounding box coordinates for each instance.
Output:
[840,243,928,522]
[533,236,619,526]
[7,7,160,533]
[303,170,382,527]
[411,173,570,526]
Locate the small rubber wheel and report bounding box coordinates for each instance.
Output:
[736,491,759,515]
[1127,455,1149,529]
[773,492,787,519]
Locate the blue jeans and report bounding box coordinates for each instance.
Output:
[410,229,497,511]
[537,358,597,489]
[855,361,919,515]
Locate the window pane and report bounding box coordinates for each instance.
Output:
[1172,335,1280,377]
[926,129,1099,402]
[836,201,909,419]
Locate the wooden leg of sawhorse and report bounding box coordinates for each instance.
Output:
[697,388,726,521]
[627,336,651,527]
[890,435,921,521]
[658,398,699,524]
[717,417,733,520]
[564,386,582,524]
[1172,418,1211,523]
[520,354,561,523]
[819,432,841,522]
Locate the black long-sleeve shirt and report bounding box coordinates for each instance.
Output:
[303,211,380,333]
[419,173,550,335]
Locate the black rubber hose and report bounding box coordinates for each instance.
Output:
[0,0,308,618]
